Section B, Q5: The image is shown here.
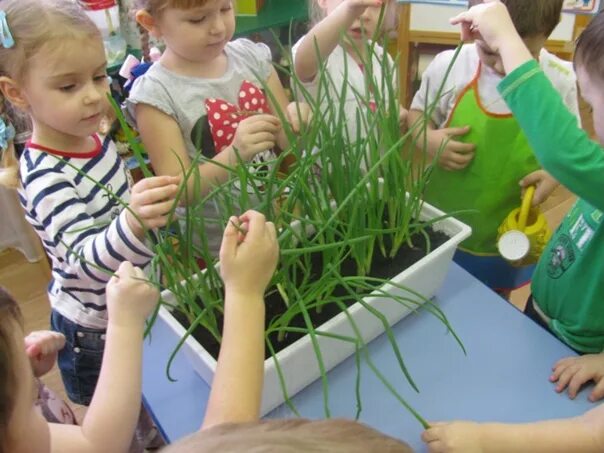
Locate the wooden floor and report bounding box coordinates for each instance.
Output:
[0,98,593,427]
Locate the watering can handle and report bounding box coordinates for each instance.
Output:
[518,185,535,231]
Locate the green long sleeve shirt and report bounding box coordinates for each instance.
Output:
[499,60,604,353]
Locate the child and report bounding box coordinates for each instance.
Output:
[127,0,309,256]
[420,3,604,451]
[0,210,280,452]
[408,0,581,294]
[292,0,405,142]
[0,0,180,416]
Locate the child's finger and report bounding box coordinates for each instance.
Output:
[135,185,180,205]
[589,380,604,402]
[137,199,178,220]
[555,366,578,393]
[26,343,41,358]
[567,371,590,399]
[220,217,240,261]
[132,175,181,193]
[240,210,266,243]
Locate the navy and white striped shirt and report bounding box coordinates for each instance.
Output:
[18,134,154,329]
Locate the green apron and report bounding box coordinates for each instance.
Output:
[424,64,540,255]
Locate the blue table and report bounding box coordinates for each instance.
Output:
[142,263,595,451]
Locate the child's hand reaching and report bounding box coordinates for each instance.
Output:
[427,127,476,171]
[422,421,484,452]
[232,114,282,160]
[219,210,279,298]
[450,0,516,53]
[24,330,66,377]
[551,353,604,402]
[126,175,181,239]
[106,261,159,328]
[341,0,384,18]
[520,170,559,206]
[276,102,313,150]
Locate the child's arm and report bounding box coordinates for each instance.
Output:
[551,353,604,402]
[50,262,159,452]
[201,210,279,430]
[451,1,604,210]
[24,331,65,378]
[422,404,604,453]
[294,0,384,83]
[22,166,178,284]
[135,104,282,201]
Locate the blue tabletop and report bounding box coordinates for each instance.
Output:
[142,263,595,451]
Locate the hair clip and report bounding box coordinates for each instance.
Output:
[0,11,15,49]
[0,117,15,150]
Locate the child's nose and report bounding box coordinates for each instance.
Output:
[83,85,102,104]
[210,16,226,35]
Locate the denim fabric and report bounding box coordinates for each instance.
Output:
[50,309,106,405]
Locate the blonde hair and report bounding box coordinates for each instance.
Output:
[137,0,211,16]
[0,0,100,188]
[163,418,414,452]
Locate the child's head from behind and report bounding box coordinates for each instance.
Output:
[0,0,108,143]
[164,418,414,452]
[469,0,563,75]
[309,0,394,42]
[0,287,50,453]
[136,0,235,64]
[575,11,604,145]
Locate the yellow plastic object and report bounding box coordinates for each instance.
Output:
[497,186,552,265]
[236,0,265,15]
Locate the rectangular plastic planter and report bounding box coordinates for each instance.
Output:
[159,200,471,415]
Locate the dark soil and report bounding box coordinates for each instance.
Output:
[174,226,449,360]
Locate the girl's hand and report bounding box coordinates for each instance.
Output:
[343,0,384,17]
[285,102,312,134]
[106,261,159,328]
[551,353,604,402]
[422,421,485,452]
[449,0,516,53]
[126,175,181,239]
[232,114,282,160]
[219,210,279,298]
[276,102,313,150]
[520,170,559,206]
[24,330,66,377]
[399,106,409,133]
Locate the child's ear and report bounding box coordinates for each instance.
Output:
[0,77,29,111]
[317,0,328,10]
[136,10,161,38]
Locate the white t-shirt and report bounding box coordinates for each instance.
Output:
[292,38,396,142]
[411,43,581,127]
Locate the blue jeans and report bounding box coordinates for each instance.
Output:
[50,309,106,406]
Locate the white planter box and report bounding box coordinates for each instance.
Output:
[159,200,471,415]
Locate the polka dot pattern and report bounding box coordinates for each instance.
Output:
[205,80,271,153]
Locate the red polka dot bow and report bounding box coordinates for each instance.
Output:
[205,80,271,153]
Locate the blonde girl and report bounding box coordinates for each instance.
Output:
[0,0,179,426]
[292,0,404,141]
[127,0,309,256]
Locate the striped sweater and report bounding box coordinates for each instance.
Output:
[18,134,154,329]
